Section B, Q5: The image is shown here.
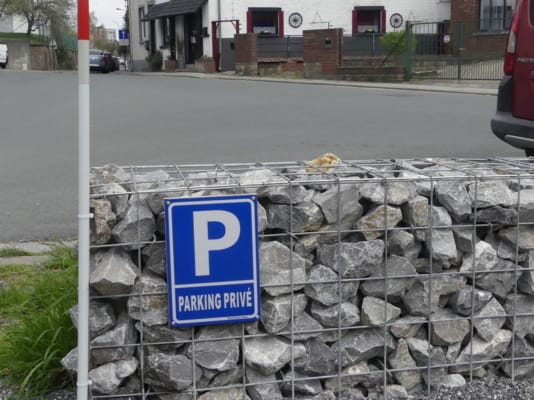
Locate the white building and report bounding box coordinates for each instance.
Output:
[128,0,451,71]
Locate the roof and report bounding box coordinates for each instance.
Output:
[142,0,206,20]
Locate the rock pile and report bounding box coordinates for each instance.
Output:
[63,159,534,399]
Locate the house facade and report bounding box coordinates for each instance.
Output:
[127,0,516,72]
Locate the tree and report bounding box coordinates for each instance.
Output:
[0,0,74,35]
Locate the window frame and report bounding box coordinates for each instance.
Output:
[352,6,386,35]
[247,7,284,37]
[479,0,515,32]
[138,7,146,43]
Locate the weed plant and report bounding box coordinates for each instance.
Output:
[0,246,78,398]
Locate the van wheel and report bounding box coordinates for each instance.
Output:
[526,149,534,157]
[0,64,5,69]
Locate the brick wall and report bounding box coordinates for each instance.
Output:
[303,28,343,78]
[234,33,258,75]
[451,0,478,21]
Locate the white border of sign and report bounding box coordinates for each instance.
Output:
[166,197,260,326]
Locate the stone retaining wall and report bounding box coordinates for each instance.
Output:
[63,157,534,399]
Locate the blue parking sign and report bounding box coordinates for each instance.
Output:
[165,195,260,327]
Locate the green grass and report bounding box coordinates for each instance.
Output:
[0,248,34,258]
[0,246,78,398]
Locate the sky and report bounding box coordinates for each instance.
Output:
[89,0,128,30]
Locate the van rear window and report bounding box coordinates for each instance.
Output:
[531,0,534,26]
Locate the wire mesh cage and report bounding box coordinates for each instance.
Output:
[68,157,534,399]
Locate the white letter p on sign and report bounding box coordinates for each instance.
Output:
[193,210,240,276]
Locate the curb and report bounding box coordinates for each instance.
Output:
[132,71,499,96]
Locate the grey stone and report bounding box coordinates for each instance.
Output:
[90,199,116,245]
[260,241,307,296]
[504,294,534,338]
[187,325,240,371]
[473,206,518,225]
[476,258,519,299]
[425,206,458,264]
[90,164,130,187]
[435,180,471,221]
[317,240,385,279]
[135,322,191,351]
[355,205,403,240]
[146,181,187,215]
[390,315,427,339]
[502,336,534,379]
[283,312,323,341]
[403,275,466,316]
[88,357,138,394]
[127,273,168,326]
[402,195,429,241]
[361,296,401,327]
[142,242,167,278]
[310,301,360,328]
[205,365,243,389]
[243,336,306,374]
[453,329,512,372]
[485,231,527,263]
[448,286,493,316]
[281,370,323,396]
[518,188,534,221]
[145,352,202,392]
[312,184,362,224]
[383,385,412,400]
[459,240,498,276]
[91,313,137,366]
[406,337,446,367]
[473,297,506,341]
[359,181,417,206]
[294,338,338,376]
[258,203,268,233]
[305,264,359,306]
[311,391,337,400]
[266,185,310,204]
[239,168,284,196]
[360,255,417,299]
[267,201,324,232]
[518,251,534,294]
[431,308,470,346]
[130,169,171,192]
[70,302,116,340]
[90,247,138,296]
[246,367,283,400]
[438,374,466,388]
[60,347,78,373]
[387,230,415,256]
[92,182,129,219]
[323,361,371,391]
[468,180,515,208]
[453,227,477,253]
[261,293,308,333]
[111,199,157,250]
[331,328,395,367]
[388,339,422,391]
[499,226,534,252]
[446,342,462,365]
[198,389,251,400]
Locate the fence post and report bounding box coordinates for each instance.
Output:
[404,21,413,81]
[457,21,464,80]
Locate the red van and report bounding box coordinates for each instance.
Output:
[491,0,534,156]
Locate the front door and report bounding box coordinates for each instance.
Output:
[185,11,203,64]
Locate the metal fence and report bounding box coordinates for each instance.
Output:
[257,36,304,59]
[84,158,534,399]
[406,20,506,80]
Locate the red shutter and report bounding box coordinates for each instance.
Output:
[278,10,284,37]
[381,8,386,33]
[247,10,253,33]
[352,10,358,35]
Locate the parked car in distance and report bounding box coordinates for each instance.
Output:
[491,0,534,156]
[0,43,8,69]
[89,49,114,73]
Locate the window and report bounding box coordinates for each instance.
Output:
[161,17,170,47]
[479,0,515,31]
[530,0,534,26]
[247,8,284,37]
[138,7,146,43]
[352,7,386,34]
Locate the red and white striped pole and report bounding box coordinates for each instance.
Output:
[77,0,91,399]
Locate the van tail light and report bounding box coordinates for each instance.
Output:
[504,10,520,75]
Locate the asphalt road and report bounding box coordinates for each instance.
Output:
[0,70,520,242]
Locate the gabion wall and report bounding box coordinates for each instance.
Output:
[63,157,534,400]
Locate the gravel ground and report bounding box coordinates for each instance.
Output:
[1,377,533,400]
